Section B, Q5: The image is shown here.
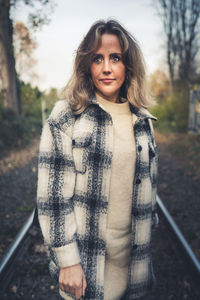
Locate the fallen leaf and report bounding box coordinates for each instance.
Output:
[11,285,17,293]
[183,279,191,291]
[34,244,46,253]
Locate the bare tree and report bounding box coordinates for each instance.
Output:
[0,0,20,113]
[13,21,38,82]
[155,0,200,88]
[0,0,56,114]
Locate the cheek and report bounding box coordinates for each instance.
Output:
[116,64,126,82]
[118,65,125,83]
[90,64,99,81]
[121,66,126,80]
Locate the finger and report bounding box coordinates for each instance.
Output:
[59,273,65,292]
[64,285,70,293]
[81,276,84,297]
[75,287,82,299]
[71,287,76,296]
[75,279,84,299]
[59,279,65,292]
[64,285,74,294]
[59,283,65,292]
[82,276,85,296]
[82,275,87,295]
[68,286,76,296]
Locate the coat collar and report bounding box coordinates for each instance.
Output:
[129,105,157,121]
[88,96,157,121]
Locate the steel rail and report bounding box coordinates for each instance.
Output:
[156,194,200,284]
[0,208,38,290]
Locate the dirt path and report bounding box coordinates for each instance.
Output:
[0,132,200,299]
[0,138,40,257]
[155,131,200,261]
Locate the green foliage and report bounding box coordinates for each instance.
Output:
[21,81,42,117]
[0,81,58,157]
[0,102,30,155]
[43,87,58,117]
[150,90,189,133]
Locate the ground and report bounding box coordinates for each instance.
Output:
[0,131,200,299]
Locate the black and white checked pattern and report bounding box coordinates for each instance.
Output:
[37,96,159,300]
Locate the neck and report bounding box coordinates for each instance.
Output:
[96,91,120,103]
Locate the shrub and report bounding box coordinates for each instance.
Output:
[0,82,59,157]
[0,81,43,157]
[150,90,189,133]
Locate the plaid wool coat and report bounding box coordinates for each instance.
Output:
[36,96,159,300]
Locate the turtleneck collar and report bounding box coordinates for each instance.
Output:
[95,93,130,115]
[87,93,157,121]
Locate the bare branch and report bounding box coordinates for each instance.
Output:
[155,0,200,87]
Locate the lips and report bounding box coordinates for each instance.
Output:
[99,78,115,83]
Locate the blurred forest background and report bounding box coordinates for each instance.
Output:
[0,0,200,157]
[0,0,59,157]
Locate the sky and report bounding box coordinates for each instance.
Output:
[12,0,166,93]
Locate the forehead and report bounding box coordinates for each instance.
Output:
[95,33,122,53]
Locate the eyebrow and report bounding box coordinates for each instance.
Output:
[93,52,122,56]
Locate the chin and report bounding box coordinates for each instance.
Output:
[98,89,119,99]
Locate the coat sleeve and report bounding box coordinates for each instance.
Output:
[148,119,159,229]
[36,119,81,268]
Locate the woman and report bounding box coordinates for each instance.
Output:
[36,19,159,300]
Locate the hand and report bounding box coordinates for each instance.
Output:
[59,263,87,299]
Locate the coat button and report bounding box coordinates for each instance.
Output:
[72,139,75,146]
[133,244,138,250]
[136,178,141,184]
[138,145,142,152]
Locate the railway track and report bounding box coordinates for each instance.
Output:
[0,195,199,299]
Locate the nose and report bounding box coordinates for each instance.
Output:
[102,58,111,74]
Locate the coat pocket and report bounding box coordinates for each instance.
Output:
[72,135,92,174]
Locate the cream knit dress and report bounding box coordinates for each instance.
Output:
[96,94,137,300]
[60,94,137,300]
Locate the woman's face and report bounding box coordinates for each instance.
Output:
[90,33,125,103]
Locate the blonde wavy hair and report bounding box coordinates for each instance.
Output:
[60,19,154,114]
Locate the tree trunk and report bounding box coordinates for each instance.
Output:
[0,0,20,114]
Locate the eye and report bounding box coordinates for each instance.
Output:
[110,54,121,62]
[92,54,103,63]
